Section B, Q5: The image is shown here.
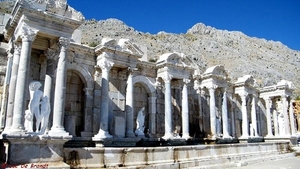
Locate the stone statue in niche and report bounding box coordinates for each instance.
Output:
[27,81,44,133]
[135,107,145,137]
[29,81,44,132]
[278,112,285,136]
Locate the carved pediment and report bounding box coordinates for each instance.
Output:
[156,52,192,69]
[277,80,295,90]
[202,65,229,81]
[100,38,143,57]
[17,0,85,21]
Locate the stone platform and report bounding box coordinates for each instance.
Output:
[63,142,292,168]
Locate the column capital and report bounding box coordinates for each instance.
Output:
[98,59,114,72]
[20,26,38,42]
[13,42,21,54]
[183,78,191,84]
[44,48,58,60]
[162,74,173,83]
[281,94,288,100]
[208,85,217,93]
[58,37,70,49]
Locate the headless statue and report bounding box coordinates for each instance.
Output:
[27,81,44,133]
[135,107,145,136]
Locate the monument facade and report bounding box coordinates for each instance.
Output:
[0,0,298,167]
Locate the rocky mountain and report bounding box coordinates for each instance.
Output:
[79,18,300,96]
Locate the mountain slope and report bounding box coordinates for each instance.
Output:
[79,19,300,95]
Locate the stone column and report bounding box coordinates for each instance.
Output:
[162,74,173,139]
[48,37,70,137]
[81,88,94,137]
[148,96,157,135]
[222,89,230,138]
[93,59,114,139]
[9,27,37,133]
[182,78,190,139]
[289,99,296,136]
[229,94,236,137]
[250,95,259,137]
[41,48,56,134]
[3,44,21,132]
[125,68,135,137]
[197,89,204,133]
[264,97,273,137]
[239,93,249,139]
[208,86,217,139]
[281,95,290,136]
[273,108,279,136]
[0,49,13,130]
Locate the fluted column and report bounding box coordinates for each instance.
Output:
[162,74,173,139]
[148,96,157,135]
[93,59,114,139]
[208,86,217,139]
[182,78,190,139]
[289,100,296,136]
[0,49,13,130]
[264,97,273,137]
[222,89,230,138]
[229,94,236,137]
[49,37,70,137]
[197,89,204,133]
[3,44,21,132]
[281,95,290,136]
[239,93,249,139]
[125,68,135,137]
[9,27,37,133]
[250,95,259,137]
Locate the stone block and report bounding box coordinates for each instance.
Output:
[113,116,125,138]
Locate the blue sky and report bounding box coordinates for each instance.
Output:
[68,0,300,51]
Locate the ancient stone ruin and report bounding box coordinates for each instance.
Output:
[0,0,299,168]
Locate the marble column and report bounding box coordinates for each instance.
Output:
[41,48,56,134]
[0,49,13,130]
[273,108,279,136]
[222,89,231,138]
[81,88,94,137]
[162,74,173,139]
[182,78,190,139]
[9,27,37,133]
[48,37,70,137]
[281,95,290,136]
[3,43,21,132]
[229,94,236,137]
[93,59,114,139]
[250,95,259,137]
[289,99,296,136]
[239,93,249,139]
[148,96,157,135]
[197,89,204,133]
[125,68,135,137]
[208,86,217,139]
[264,97,273,137]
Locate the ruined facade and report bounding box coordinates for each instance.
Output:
[0,0,298,167]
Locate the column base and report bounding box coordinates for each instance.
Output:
[92,129,113,140]
[126,130,136,138]
[182,134,191,140]
[162,133,174,140]
[48,127,70,137]
[2,127,26,135]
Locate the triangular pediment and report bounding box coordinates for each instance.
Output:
[156,52,193,69]
[100,38,143,57]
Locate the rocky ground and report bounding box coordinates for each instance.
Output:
[79,18,300,96]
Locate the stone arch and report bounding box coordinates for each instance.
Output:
[133,75,156,97]
[67,64,94,89]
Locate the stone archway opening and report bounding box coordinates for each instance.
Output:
[133,83,149,135]
[65,70,85,137]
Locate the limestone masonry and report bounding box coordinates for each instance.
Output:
[0,0,299,168]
